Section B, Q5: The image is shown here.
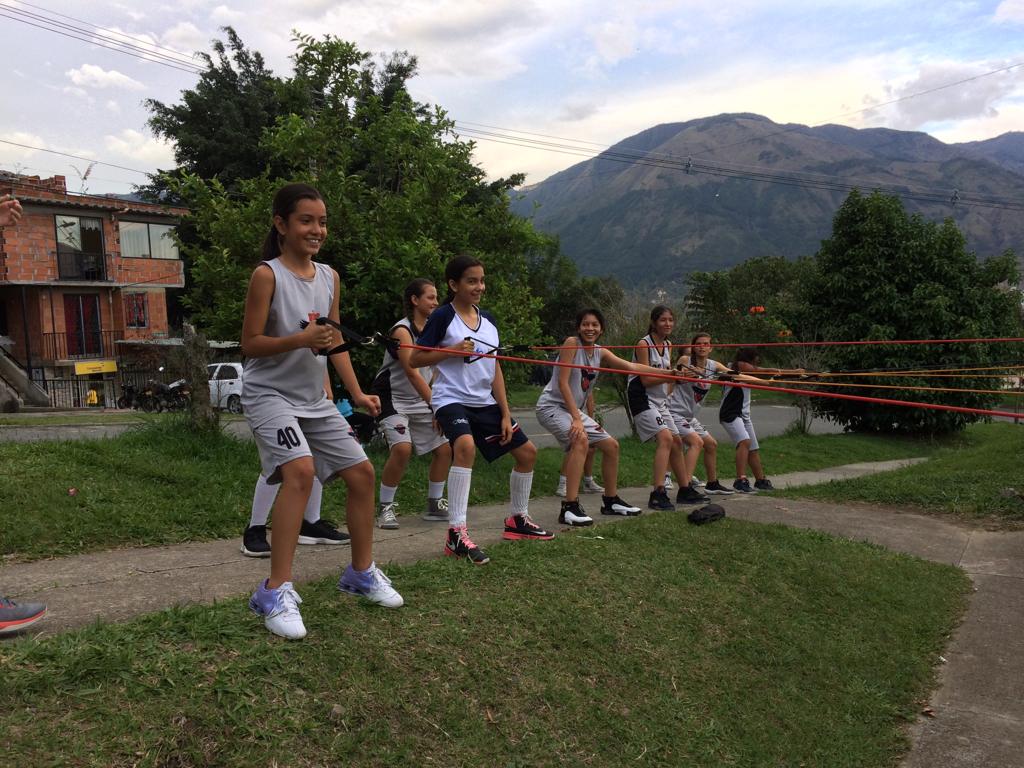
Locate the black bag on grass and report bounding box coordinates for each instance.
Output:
[687,503,726,525]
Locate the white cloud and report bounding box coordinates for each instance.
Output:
[0,132,49,163]
[994,0,1024,23]
[104,130,176,168]
[66,64,145,91]
[161,22,207,56]
[62,86,92,101]
[106,100,122,115]
[211,5,243,23]
[929,102,1024,144]
[586,17,640,68]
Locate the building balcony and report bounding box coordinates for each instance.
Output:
[41,330,123,361]
[56,251,109,282]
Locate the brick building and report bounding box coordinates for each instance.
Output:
[0,172,187,407]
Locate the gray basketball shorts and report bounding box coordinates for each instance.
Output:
[669,411,709,438]
[633,399,678,443]
[252,411,368,484]
[380,412,448,456]
[535,406,612,452]
[721,416,759,450]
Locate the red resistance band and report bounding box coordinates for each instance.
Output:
[401,343,1024,421]
[530,337,1024,351]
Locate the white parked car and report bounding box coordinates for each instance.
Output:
[207,362,244,414]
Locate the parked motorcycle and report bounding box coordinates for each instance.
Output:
[167,379,192,411]
[116,382,140,410]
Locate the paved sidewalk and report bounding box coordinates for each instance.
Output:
[2,457,1020,767]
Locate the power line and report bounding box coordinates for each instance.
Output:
[0,138,152,175]
[0,6,203,75]
[456,126,1024,211]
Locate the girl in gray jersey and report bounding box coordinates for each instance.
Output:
[627,306,708,511]
[537,308,667,524]
[243,183,403,640]
[370,279,452,529]
[669,332,737,496]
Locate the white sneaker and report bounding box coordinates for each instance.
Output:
[339,563,404,608]
[555,478,567,498]
[663,473,674,491]
[582,477,605,494]
[376,501,400,530]
[249,581,306,640]
[691,476,706,488]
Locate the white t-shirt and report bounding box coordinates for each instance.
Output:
[416,303,500,410]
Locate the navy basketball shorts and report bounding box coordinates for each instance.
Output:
[435,402,529,462]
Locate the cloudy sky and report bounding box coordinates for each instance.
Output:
[1,0,1022,194]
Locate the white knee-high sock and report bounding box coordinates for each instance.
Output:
[510,470,533,516]
[303,477,323,524]
[447,467,472,527]
[250,474,277,527]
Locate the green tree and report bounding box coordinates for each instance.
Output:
[793,190,1022,434]
[165,33,555,386]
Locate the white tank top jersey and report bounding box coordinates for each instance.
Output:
[626,334,672,406]
[416,302,500,410]
[536,342,601,412]
[241,258,338,428]
[669,357,719,419]
[719,361,752,423]
[371,317,433,417]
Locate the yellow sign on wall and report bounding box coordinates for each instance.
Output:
[74,360,118,375]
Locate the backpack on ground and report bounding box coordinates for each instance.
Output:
[687,503,726,525]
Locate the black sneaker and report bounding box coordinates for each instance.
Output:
[704,480,735,495]
[503,514,555,540]
[298,518,351,545]
[445,526,490,564]
[601,495,642,516]
[241,524,271,557]
[733,478,756,494]
[558,500,594,527]
[676,485,710,505]
[648,487,675,511]
[754,478,775,491]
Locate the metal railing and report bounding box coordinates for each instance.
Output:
[41,330,124,361]
[56,251,109,281]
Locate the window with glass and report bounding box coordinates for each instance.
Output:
[119,221,180,259]
[124,293,148,328]
[55,215,104,255]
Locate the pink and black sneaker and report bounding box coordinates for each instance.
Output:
[502,514,554,541]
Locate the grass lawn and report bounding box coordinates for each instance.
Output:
[0,421,936,561]
[782,422,1024,523]
[0,512,968,767]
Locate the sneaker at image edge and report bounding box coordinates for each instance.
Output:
[376,501,400,530]
[733,478,756,494]
[0,597,46,635]
[601,495,642,516]
[582,477,605,494]
[704,480,735,495]
[338,563,404,608]
[558,501,594,527]
[754,478,776,491]
[249,580,306,640]
[241,524,271,557]
[298,518,351,545]
[503,514,555,541]
[648,488,675,511]
[445,526,490,564]
[422,497,449,522]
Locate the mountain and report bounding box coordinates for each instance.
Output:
[510,114,1024,287]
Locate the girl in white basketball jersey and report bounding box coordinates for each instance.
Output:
[242,183,403,640]
[627,306,708,511]
[411,254,552,566]
[370,278,452,529]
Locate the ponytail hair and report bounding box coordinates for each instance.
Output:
[443,254,484,303]
[261,183,324,262]
[734,347,760,367]
[647,305,674,337]
[403,278,435,330]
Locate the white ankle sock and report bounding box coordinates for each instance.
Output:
[379,484,397,504]
[427,480,445,500]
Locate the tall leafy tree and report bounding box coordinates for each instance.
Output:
[792,190,1021,434]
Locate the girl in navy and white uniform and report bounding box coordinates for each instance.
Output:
[627,306,708,510]
[370,278,452,529]
[411,255,552,565]
[242,183,402,640]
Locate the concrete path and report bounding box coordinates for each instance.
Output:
[1,457,1020,767]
